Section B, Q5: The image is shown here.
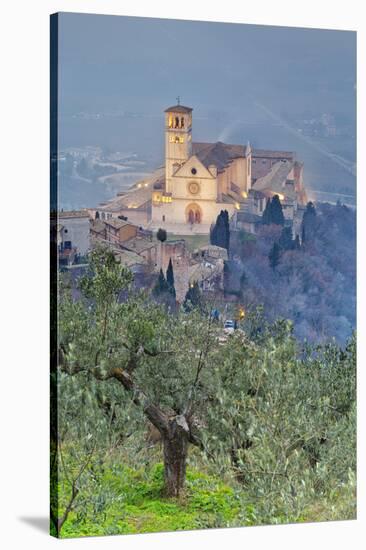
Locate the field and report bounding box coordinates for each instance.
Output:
[165,233,210,252]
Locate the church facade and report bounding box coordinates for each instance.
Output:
[150,104,252,232]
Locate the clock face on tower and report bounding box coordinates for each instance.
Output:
[188,181,200,195]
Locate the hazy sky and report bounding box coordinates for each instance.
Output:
[58,12,356,120]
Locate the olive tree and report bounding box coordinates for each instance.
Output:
[200,320,356,521]
[58,246,220,497]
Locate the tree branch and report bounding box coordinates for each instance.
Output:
[59,346,171,436]
[184,312,215,417]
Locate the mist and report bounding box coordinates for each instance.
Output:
[57,13,356,209]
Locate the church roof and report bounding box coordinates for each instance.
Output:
[192,141,248,172]
[97,167,164,212]
[164,105,193,113]
[252,160,296,197]
[252,148,294,160]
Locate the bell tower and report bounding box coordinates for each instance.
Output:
[164,99,193,193]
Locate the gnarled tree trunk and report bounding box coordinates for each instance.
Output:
[162,416,190,497]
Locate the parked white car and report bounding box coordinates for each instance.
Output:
[224,319,236,334]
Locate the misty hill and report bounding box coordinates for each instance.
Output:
[227,202,356,345]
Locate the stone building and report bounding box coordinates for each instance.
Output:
[58,210,90,256]
[89,103,307,236]
[150,104,252,233]
[103,218,138,246]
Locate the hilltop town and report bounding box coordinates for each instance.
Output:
[55,103,311,303]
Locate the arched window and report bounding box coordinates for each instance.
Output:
[95,211,100,219]
[181,117,185,128]
[175,116,179,128]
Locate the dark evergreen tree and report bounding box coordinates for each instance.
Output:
[183,281,202,311]
[222,210,230,250]
[166,258,176,299]
[262,198,272,225]
[212,212,222,247]
[210,210,230,250]
[279,226,293,250]
[271,195,285,226]
[153,269,170,296]
[301,202,317,244]
[301,225,306,245]
[294,234,301,250]
[240,270,248,287]
[210,222,217,246]
[157,228,167,243]
[269,242,281,270]
[166,258,174,288]
[304,201,317,221]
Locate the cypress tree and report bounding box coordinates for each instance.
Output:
[166,258,176,299]
[304,201,317,221]
[157,228,167,243]
[183,281,202,311]
[223,210,230,250]
[210,222,217,246]
[262,198,272,225]
[301,201,317,244]
[153,269,170,296]
[216,212,225,249]
[210,210,230,250]
[279,226,293,250]
[301,224,306,244]
[269,242,281,270]
[271,195,285,226]
[210,214,220,246]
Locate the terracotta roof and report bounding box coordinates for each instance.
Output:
[164,105,193,113]
[58,210,89,219]
[195,244,228,260]
[122,237,156,254]
[104,218,133,230]
[90,220,106,234]
[189,261,223,284]
[192,141,248,172]
[115,249,146,268]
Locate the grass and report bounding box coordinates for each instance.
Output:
[54,453,356,538]
[57,463,240,538]
[166,233,210,252]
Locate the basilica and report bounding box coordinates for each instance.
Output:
[90,103,307,234]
